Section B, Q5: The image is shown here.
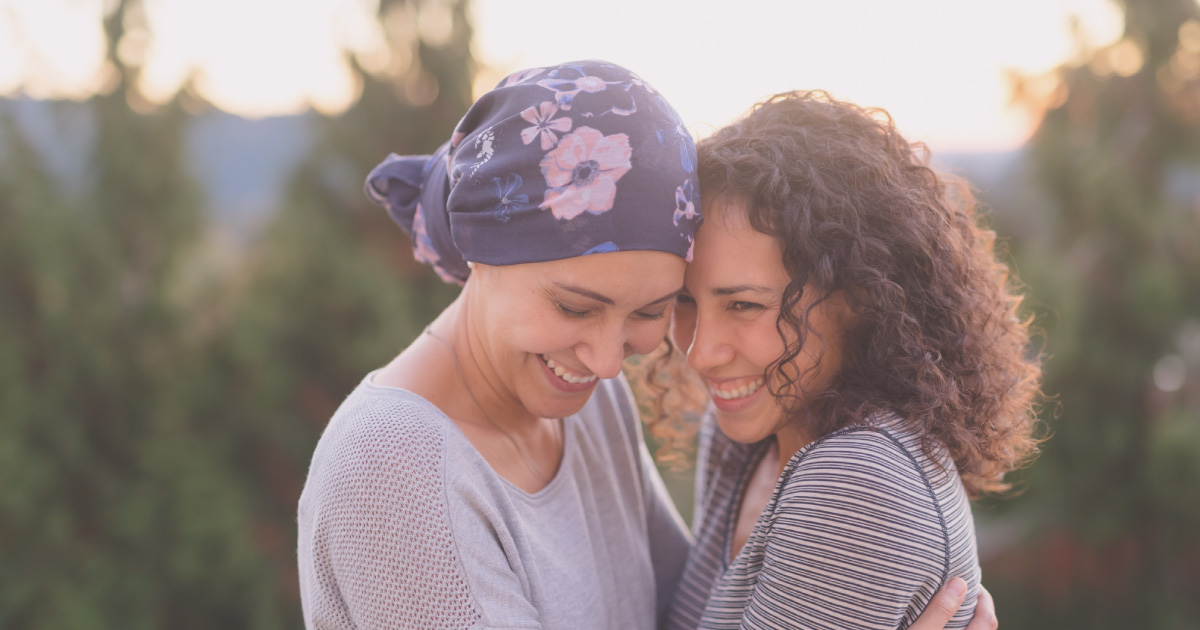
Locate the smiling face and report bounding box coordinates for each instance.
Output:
[468,249,685,420]
[673,196,850,445]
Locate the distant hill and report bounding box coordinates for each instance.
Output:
[6,98,1069,239]
[1,98,312,236]
[934,149,1024,194]
[186,110,313,232]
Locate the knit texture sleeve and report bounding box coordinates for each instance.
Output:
[298,388,535,629]
[739,428,975,630]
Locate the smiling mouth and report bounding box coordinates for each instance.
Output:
[540,354,598,385]
[710,377,765,400]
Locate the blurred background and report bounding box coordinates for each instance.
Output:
[1,0,1198,628]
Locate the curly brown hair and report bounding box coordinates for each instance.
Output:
[640,91,1043,496]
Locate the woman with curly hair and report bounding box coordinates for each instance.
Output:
[659,92,1042,629]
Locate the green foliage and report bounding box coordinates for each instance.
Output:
[981,0,1200,626]
[6,0,1197,626]
[0,0,471,627]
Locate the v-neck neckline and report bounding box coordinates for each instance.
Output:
[363,371,577,499]
[721,438,774,570]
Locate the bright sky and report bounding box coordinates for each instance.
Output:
[0,0,1124,152]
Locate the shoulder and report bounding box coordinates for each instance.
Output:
[785,422,947,498]
[298,378,500,629]
[796,422,926,482]
[773,423,956,553]
[754,421,978,629]
[299,379,471,537]
[305,378,456,489]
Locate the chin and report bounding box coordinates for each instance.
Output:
[713,411,775,445]
[518,364,597,420]
[517,352,599,416]
[710,393,781,445]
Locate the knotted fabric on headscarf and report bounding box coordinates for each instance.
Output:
[365,60,702,284]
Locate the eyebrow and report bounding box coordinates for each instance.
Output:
[554,283,683,307]
[712,284,774,296]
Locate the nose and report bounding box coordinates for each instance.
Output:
[576,323,627,380]
[686,311,735,375]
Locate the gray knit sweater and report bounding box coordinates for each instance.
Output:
[297,373,691,629]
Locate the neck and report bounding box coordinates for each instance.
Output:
[428,295,540,433]
[772,418,816,478]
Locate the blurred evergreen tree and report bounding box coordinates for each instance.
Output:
[986,0,1200,626]
[0,0,473,627]
[0,0,220,624]
[197,0,473,624]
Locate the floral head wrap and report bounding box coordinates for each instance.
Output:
[365,60,701,284]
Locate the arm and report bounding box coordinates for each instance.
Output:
[739,430,977,630]
[910,581,998,630]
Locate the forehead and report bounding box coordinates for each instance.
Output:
[688,197,786,285]
[501,249,685,300]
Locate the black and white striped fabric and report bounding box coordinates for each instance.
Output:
[665,410,980,630]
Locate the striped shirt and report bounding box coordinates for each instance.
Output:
[665,410,980,630]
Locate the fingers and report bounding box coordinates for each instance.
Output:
[966,584,998,630]
[908,577,967,630]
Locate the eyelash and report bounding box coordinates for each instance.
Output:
[730,301,764,312]
[557,303,592,319]
[555,303,666,321]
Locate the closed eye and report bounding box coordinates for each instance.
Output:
[633,309,667,321]
[729,301,764,312]
[556,303,592,319]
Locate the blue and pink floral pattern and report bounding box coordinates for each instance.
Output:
[366,60,700,284]
[490,174,528,223]
[520,102,572,150]
[538,73,611,110]
[539,127,632,220]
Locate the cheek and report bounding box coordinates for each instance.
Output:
[524,320,586,356]
[744,317,788,370]
[488,300,577,357]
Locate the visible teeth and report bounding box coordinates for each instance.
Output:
[713,378,765,400]
[541,354,597,385]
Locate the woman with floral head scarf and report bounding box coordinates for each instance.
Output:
[297,61,993,630]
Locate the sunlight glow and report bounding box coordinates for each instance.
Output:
[0,0,109,99]
[136,0,380,116]
[0,0,1125,149]
[0,0,384,116]
[472,0,1125,152]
